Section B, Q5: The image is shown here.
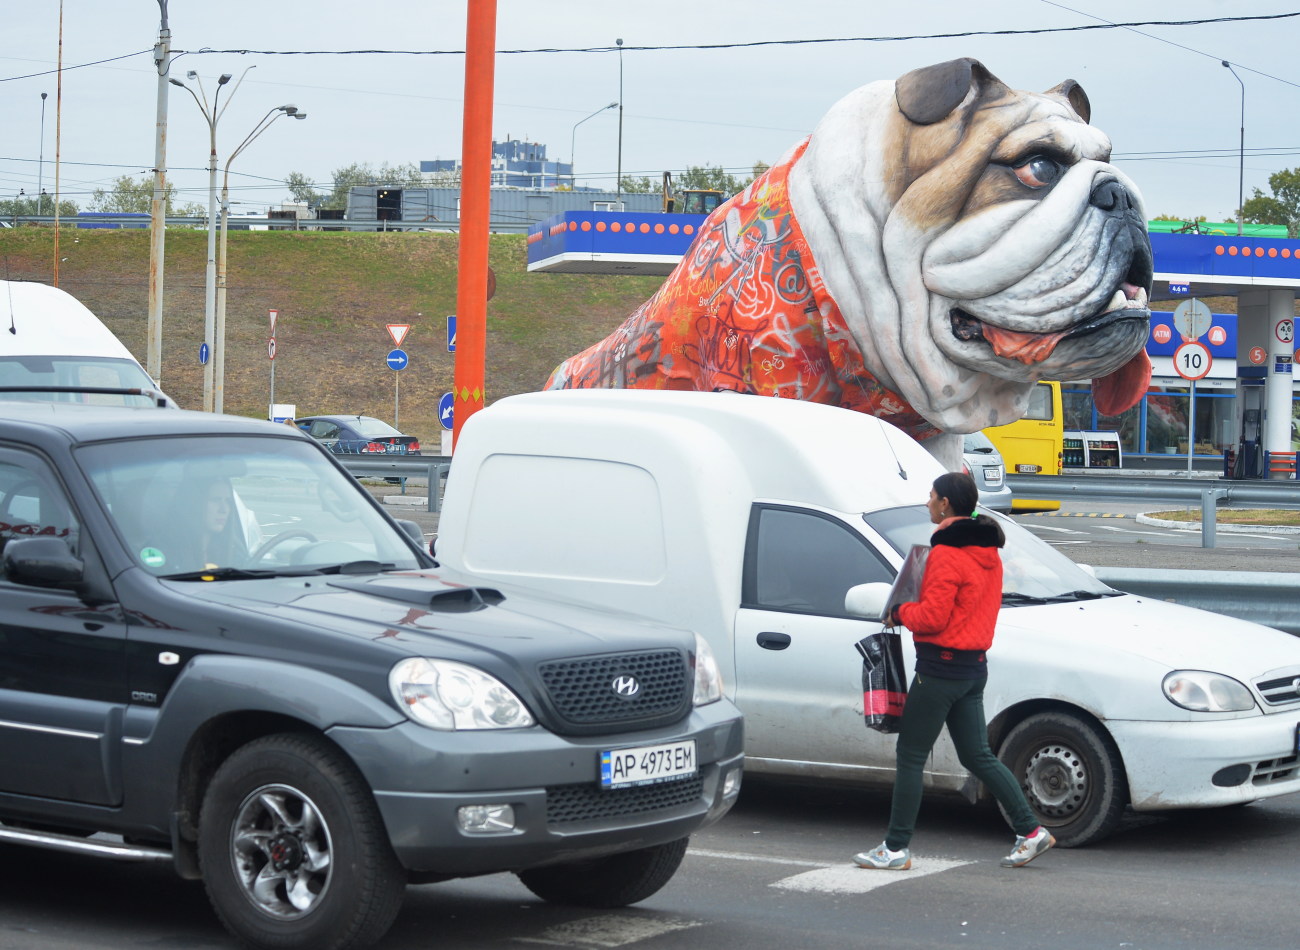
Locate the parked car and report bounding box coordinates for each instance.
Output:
[962,430,1014,512]
[0,402,743,950]
[296,414,421,455]
[434,389,1300,848]
[0,278,174,407]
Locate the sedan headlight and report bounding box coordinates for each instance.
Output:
[1162,670,1256,712]
[692,633,724,706]
[389,657,535,730]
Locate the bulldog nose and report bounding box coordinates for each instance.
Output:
[1090,179,1132,213]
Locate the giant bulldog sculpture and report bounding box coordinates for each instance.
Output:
[545,58,1153,468]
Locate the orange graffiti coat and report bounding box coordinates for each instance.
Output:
[545,140,941,442]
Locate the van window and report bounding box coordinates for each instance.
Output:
[743,506,892,617]
[461,454,665,583]
[0,356,158,406]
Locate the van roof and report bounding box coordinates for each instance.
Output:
[0,279,139,361]
[472,389,944,513]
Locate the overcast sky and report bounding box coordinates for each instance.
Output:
[3,1,1298,223]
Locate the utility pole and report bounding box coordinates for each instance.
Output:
[147,0,171,385]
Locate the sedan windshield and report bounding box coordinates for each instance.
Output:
[352,417,404,438]
[77,435,424,578]
[863,505,1117,602]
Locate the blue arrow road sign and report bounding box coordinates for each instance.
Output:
[447,315,456,353]
[199,342,210,365]
[387,348,409,371]
[438,391,454,430]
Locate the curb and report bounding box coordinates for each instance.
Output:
[382,494,430,507]
[1135,512,1300,535]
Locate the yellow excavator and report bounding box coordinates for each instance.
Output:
[662,172,726,215]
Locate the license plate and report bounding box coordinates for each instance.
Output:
[600,739,696,789]
[1016,463,1040,474]
[984,469,1003,486]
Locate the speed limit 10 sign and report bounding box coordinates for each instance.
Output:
[1173,340,1212,381]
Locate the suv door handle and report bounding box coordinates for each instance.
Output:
[756,631,791,650]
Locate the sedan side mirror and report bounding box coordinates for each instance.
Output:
[2,536,85,588]
[844,582,892,621]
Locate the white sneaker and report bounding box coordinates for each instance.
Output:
[854,842,912,870]
[1001,826,1055,868]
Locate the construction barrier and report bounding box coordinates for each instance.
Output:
[1265,450,1297,480]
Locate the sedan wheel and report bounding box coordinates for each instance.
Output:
[997,711,1128,848]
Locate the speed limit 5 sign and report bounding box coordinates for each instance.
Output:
[1173,340,1212,381]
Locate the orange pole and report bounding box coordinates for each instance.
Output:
[452,0,497,448]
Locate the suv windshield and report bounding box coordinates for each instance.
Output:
[863,505,1116,601]
[0,355,162,407]
[77,435,423,577]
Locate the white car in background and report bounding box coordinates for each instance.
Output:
[963,430,1013,512]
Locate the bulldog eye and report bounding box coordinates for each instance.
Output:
[1012,156,1063,189]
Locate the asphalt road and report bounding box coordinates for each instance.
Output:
[5,780,1298,950]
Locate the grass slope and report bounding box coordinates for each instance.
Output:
[0,228,664,446]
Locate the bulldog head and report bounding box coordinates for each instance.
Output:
[787,58,1152,431]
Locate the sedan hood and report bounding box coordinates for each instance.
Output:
[998,593,1300,679]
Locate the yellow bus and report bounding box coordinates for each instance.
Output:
[983,381,1063,512]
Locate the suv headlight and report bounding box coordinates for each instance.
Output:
[692,633,724,706]
[390,657,536,730]
[1162,670,1256,712]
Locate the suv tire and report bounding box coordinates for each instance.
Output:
[198,732,406,950]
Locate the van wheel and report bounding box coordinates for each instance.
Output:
[517,837,689,907]
[997,712,1128,848]
[198,733,406,950]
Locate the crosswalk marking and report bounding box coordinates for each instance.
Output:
[515,914,703,947]
[773,856,971,894]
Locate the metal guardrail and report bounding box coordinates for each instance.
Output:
[1006,473,1300,548]
[1094,567,1300,636]
[332,455,451,512]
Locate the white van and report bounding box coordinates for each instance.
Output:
[0,279,174,407]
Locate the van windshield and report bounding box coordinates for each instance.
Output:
[0,355,162,406]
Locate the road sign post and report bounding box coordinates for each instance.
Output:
[1174,340,1212,473]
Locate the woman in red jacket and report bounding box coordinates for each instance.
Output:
[855,472,1055,871]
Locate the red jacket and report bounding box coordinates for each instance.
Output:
[897,515,1004,654]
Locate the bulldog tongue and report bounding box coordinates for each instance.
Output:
[1093,351,1152,416]
[981,325,1068,365]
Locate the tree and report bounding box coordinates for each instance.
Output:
[618,175,655,194]
[0,192,78,219]
[675,163,762,197]
[1241,167,1300,238]
[87,174,202,215]
[288,162,428,211]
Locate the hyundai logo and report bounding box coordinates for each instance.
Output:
[1293,677,1300,696]
[611,675,640,699]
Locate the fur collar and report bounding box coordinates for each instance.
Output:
[932,514,1005,549]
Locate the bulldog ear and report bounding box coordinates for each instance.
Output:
[1046,79,1092,123]
[895,58,1007,125]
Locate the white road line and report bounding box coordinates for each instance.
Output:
[773,856,971,894]
[515,914,703,948]
[689,847,828,868]
[1022,523,1087,535]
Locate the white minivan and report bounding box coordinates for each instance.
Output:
[0,279,174,407]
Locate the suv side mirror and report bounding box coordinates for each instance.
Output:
[2,536,85,588]
[844,582,892,621]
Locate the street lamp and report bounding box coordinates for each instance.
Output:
[38,93,47,216]
[570,102,617,191]
[615,38,624,207]
[1221,60,1245,237]
[213,104,306,413]
[170,68,240,412]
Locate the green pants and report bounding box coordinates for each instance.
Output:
[885,672,1038,850]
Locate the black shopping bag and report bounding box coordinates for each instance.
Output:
[855,632,907,734]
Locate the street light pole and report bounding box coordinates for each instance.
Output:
[570,102,617,191]
[1221,60,1245,237]
[171,69,235,412]
[615,38,624,208]
[37,93,47,217]
[213,105,306,414]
